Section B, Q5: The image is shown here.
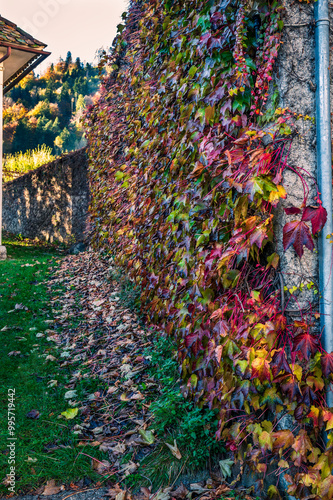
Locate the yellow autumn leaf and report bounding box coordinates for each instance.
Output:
[259,430,273,451]
[61,407,78,420]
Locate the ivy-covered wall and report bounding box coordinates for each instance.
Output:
[84,1,333,497]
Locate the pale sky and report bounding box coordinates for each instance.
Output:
[0,0,128,74]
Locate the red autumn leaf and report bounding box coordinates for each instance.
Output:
[283,220,314,258]
[302,386,317,407]
[294,403,306,420]
[323,409,333,430]
[319,473,333,498]
[293,332,319,360]
[321,352,333,378]
[308,406,320,427]
[271,349,292,378]
[251,357,272,382]
[213,319,229,337]
[284,207,302,215]
[302,204,327,235]
[280,375,301,401]
[249,226,267,249]
[292,429,313,462]
[185,332,198,348]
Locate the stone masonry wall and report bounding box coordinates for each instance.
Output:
[2,148,89,243]
[275,1,319,316]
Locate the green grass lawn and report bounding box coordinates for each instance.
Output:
[0,235,109,495]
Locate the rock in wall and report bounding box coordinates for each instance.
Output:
[2,148,89,243]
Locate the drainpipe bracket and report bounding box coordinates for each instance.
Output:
[315,18,330,25]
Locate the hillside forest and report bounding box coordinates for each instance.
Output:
[3,51,100,156]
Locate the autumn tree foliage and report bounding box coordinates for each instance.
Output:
[84,0,333,497]
[4,57,100,155]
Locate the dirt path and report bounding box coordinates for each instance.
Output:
[43,251,159,483]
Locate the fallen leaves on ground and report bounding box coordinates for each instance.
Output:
[40,250,260,499]
[46,251,160,483]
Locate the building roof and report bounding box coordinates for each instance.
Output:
[0,15,46,50]
[0,15,50,93]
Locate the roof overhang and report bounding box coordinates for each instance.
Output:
[0,43,50,94]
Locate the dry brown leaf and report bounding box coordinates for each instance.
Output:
[90,440,102,447]
[91,458,112,474]
[165,439,182,459]
[100,441,127,453]
[170,483,188,499]
[140,487,151,498]
[45,355,56,362]
[189,483,208,493]
[42,480,64,496]
[92,298,106,307]
[119,460,138,477]
[130,391,144,400]
[106,484,124,499]
[116,491,127,500]
[155,487,172,500]
[107,386,118,394]
[2,475,12,486]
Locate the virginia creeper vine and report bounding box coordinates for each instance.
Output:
[84,0,333,497]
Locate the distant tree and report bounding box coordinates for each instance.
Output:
[73,76,89,96]
[54,134,63,151]
[44,80,56,102]
[75,57,82,70]
[54,127,70,153]
[51,117,60,134]
[64,51,72,72]
[66,51,72,65]
[76,94,86,111]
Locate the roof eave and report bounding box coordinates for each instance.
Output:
[2,49,51,94]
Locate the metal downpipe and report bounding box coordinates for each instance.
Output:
[315,0,333,406]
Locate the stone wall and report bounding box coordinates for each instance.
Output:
[274,1,318,314]
[2,148,89,243]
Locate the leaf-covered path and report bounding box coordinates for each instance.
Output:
[1,237,258,500]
